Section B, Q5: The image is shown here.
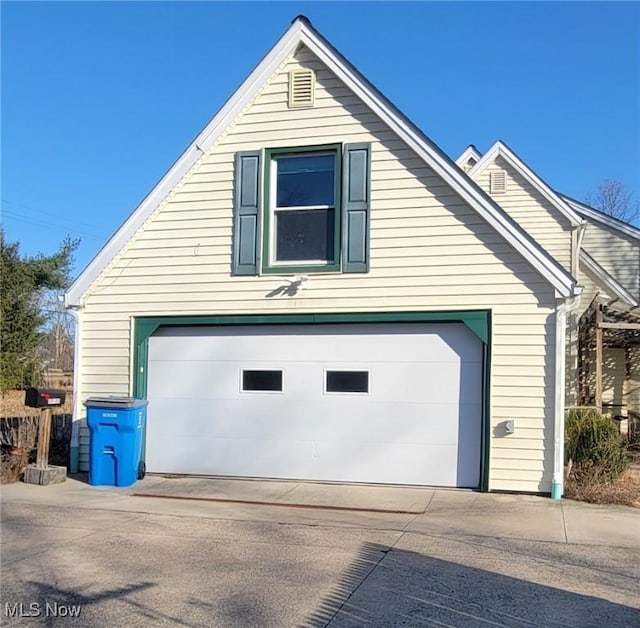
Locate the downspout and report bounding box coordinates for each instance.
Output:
[67,306,84,473]
[552,294,581,500]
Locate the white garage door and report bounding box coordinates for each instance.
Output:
[146,323,483,487]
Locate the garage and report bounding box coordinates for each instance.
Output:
[145,322,483,487]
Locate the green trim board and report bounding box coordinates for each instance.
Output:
[133,310,492,491]
[262,143,342,274]
[481,310,492,492]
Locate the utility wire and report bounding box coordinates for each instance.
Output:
[1,197,104,232]
[2,208,102,239]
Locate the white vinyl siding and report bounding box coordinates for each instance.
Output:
[565,265,613,407]
[581,219,640,301]
[77,46,559,493]
[472,156,573,273]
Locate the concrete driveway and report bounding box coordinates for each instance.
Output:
[1,476,639,627]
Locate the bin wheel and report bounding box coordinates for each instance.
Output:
[137,461,146,480]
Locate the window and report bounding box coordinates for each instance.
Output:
[264,146,341,272]
[241,370,283,392]
[325,370,369,394]
[232,144,371,276]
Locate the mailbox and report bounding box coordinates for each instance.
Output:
[25,387,66,408]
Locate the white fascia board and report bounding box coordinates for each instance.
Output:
[561,194,640,241]
[300,30,575,296]
[65,143,203,307]
[579,250,638,307]
[65,21,306,307]
[65,18,576,306]
[455,145,483,168]
[468,141,584,228]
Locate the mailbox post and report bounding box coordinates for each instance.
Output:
[23,388,67,486]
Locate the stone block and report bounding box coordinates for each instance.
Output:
[23,464,67,486]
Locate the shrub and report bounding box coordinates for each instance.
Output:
[565,407,627,485]
[0,416,39,449]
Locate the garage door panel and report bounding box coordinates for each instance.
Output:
[153,437,472,487]
[146,397,480,445]
[147,323,483,487]
[148,360,476,405]
[151,323,481,364]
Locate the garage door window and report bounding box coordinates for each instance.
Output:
[241,370,283,392]
[325,370,369,394]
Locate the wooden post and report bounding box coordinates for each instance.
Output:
[595,305,603,412]
[36,407,52,469]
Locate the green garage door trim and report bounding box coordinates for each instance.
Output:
[132,310,492,491]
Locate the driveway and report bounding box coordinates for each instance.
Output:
[1,477,639,627]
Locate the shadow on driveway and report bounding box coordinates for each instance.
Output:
[304,542,640,627]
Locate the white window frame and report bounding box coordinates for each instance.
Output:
[268,151,338,267]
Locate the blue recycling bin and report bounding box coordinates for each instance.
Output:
[85,397,148,487]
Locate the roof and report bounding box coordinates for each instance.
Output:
[579,250,638,307]
[560,194,640,241]
[466,141,584,228]
[65,17,577,307]
[455,145,482,169]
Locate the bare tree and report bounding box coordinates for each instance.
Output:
[585,179,640,225]
[39,289,75,373]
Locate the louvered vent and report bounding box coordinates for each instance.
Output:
[288,69,315,108]
[490,170,507,194]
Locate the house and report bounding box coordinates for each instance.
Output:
[562,195,640,425]
[457,141,640,431]
[66,16,585,498]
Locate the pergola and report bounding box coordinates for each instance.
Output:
[578,298,640,423]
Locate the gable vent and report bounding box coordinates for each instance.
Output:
[288,69,315,108]
[490,169,507,194]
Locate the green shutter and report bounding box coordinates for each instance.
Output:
[342,143,371,273]
[232,151,261,275]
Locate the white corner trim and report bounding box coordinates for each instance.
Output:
[455,145,483,168]
[65,18,576,306]
[468,141,584,228]
[561,194,640,241]
[579,250,638,307]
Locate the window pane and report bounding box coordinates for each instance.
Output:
[276,154,335,207]
[242,370,283,392]
[326,371,369,393]
[276,208,335,262]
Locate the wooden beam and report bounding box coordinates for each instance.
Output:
[595,305,603,411]
[598,321,640,331]
[36,408,52,469]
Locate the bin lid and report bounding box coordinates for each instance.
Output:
[84,396,148,409]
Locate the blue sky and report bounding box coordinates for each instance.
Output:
[2,1,639,276]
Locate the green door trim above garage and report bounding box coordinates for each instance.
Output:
[132,310,492,491]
